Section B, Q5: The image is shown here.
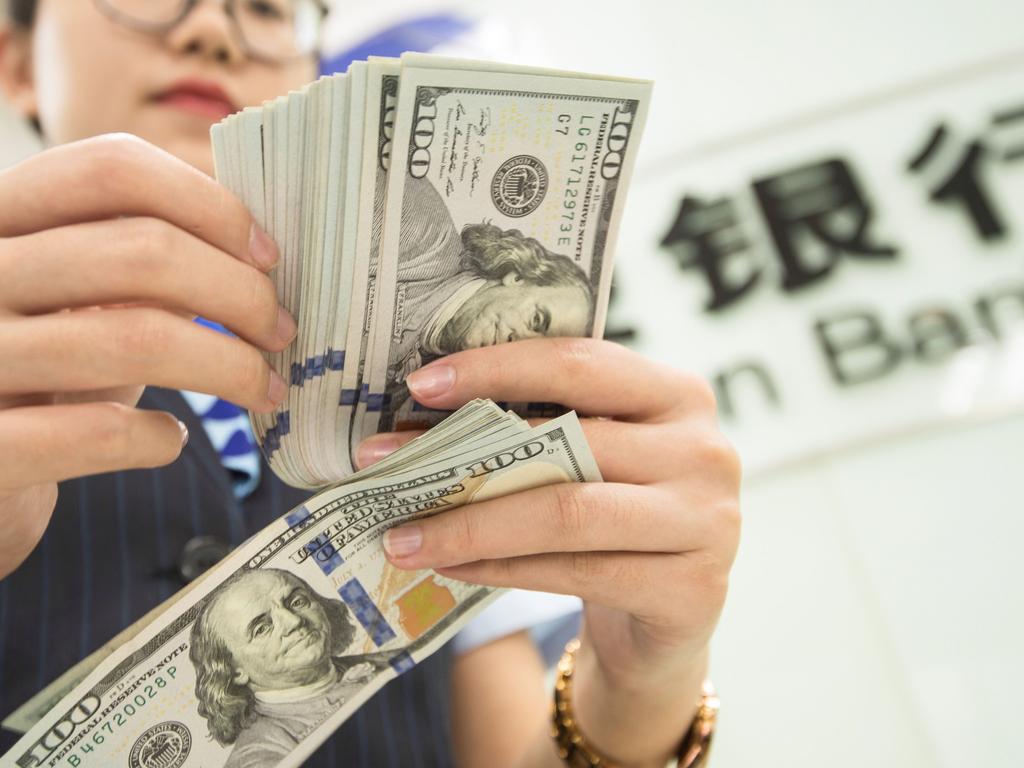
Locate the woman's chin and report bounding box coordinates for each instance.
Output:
[162,139,215,176]
[130,126,215,176]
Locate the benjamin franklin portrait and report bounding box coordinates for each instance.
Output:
[386,177,597,388]
[189,569,389,768]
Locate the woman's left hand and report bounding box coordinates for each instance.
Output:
[355,338,741,694]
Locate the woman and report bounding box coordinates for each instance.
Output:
[0,2,741,767]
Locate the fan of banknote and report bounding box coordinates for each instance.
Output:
[212,54,652,489]
[4,402,601,767]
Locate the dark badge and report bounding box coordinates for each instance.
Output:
[129,721,192,768]
[491,155,549,217]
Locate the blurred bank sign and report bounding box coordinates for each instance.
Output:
[618,57,1024,475]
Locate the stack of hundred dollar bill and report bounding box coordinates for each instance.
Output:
[214,53,651,489]
[1,55,651,768]
[3,403,602,767]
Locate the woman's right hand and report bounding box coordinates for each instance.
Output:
[0,133,294,579]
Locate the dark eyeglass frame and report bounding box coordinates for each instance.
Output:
[92,0,329,64]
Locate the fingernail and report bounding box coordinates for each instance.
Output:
[356,436,400,469]
[406,363,455,399]
[275,306,297,344]
[177,420,189,448]
[250,224,279,270]
[384,525,422,558]
[267,369,287,406]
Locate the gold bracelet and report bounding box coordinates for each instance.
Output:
[551,639,719,768]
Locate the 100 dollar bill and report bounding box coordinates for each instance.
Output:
[3,406,600,768]
[359,59,652,438]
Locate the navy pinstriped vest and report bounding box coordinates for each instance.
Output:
[0,388,456,767]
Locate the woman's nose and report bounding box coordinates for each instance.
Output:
[165,0,246,65]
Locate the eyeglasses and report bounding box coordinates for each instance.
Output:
[93,0,328,63]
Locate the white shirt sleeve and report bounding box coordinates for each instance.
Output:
[452,590,581,663]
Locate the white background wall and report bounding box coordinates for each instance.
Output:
[3,2,1022,765]
[0,101,37,166]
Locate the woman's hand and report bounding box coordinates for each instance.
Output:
[356,337,741,766]
[0,134,295,579]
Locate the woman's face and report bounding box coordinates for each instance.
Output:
[9,0,317,174]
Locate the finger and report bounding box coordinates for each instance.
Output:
[531,417,687,484]
[57,385,144,408]
[437,551,682,618]
[0,218,295,351]
[354,429,425,469]
[0,308,287,413]
[0,134,279,270]
[0,403,187,492]
[381,482,702,570]
[403,338,716,422]
[359,418,681,484]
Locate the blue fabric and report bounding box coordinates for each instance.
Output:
[220,429,254,458]
[186,319,261,499]
[181,390,261,499]
[205,398,243,420]
[319,12,474,75]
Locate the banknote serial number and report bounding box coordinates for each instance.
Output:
[65,669,178,767]
[18,647,184,768]
[556,114,597,247]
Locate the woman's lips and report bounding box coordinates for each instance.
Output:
[153,80,238,120]
[156,91,236,118]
